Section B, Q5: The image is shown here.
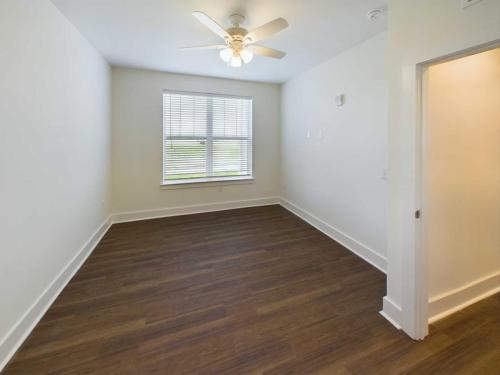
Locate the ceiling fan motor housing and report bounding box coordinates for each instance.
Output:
[227,27,248,39]
[226,27,248,51]
[226,13,248,49]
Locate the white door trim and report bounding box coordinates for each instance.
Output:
[412,40,500,340]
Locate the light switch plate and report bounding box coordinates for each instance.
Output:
[462,0,483,9]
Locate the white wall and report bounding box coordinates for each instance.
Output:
[425,48,500,317]
[111,67,281,214]
[281,32,388,271]
[385,0,500,338]
[0,0,111,366]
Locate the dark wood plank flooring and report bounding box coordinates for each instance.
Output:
[3,205,499,374]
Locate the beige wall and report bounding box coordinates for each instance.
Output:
[111,67,281,213]
[425,48,500,298]
[0,0,111,363]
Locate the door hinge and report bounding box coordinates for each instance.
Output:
[415,210,421,219]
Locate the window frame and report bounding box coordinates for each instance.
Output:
[161,90,254,186]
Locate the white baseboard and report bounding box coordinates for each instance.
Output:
[278,198,387,273]
[380,296,402,329]
[428,271,500,324]
[0,216,112,372]
[112,197,280,223]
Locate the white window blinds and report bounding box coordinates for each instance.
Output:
[162,91,253,184]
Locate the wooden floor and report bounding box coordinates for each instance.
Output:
[4,205,499,374]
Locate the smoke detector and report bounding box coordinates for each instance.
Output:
[366,7,386,21]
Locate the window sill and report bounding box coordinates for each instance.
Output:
[160,176,254,189]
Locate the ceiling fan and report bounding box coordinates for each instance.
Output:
[183,12,288,67]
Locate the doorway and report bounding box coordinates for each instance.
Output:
[420,46,500,329]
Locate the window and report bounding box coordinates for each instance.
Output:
[162,91,253,185]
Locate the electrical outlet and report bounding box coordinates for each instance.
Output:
[462,0,482,9]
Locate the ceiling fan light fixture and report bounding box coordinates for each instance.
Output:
[240,48,254,64]
[219,47,234,63]
[229,54,242,67]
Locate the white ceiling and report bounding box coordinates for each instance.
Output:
[52,0,387,83]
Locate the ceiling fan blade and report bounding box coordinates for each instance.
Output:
[245,18,288,43]
[182,44,226,50]
[192,11,230,40]
[248,45,286,59]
